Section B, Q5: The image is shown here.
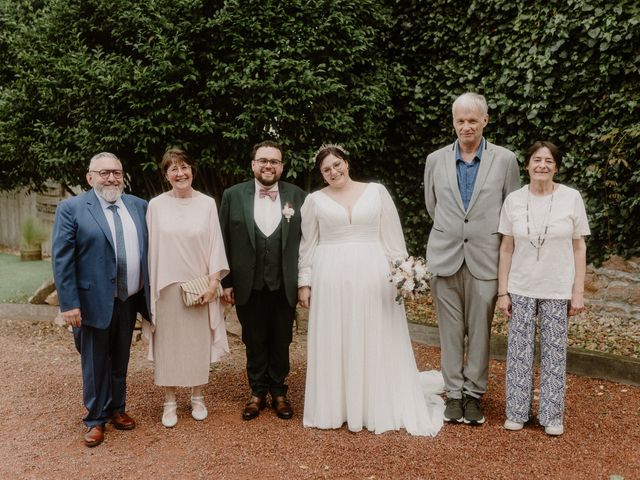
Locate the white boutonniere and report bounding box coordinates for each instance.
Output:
[282,202,295,222]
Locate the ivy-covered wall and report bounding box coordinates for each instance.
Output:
[0,0,638,262]
[386,0,639,261]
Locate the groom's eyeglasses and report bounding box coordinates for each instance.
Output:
[254,158,283,167]
[89,169,124,179]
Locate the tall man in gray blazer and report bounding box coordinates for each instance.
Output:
[220,140,306,421]
[424,93,520,425]
[52,152,149,447]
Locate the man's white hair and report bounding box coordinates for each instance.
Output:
[452,92,488,116]
[88,152,121,171]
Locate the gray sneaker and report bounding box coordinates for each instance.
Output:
[444,398,464,423]
[463,394,485,425]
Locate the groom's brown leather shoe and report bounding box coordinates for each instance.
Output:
[242,395,266,421]
[110,412,136,430]
[84,424,105,448]
[272,395,293,420]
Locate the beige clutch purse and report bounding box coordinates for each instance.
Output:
[179,275,222,307]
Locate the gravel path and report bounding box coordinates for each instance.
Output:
[0,316,638,480]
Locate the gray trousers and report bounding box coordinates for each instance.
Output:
[431,263,497,399]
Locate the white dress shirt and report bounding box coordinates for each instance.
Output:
[253,180,281,237]
[97,194,142,297]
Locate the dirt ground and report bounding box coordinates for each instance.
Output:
[0,315,638,480]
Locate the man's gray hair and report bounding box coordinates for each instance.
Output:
[88,152,121,171]
[452,92,488,116]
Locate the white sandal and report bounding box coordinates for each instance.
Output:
[162,401,178,428]
[191,395,208,421]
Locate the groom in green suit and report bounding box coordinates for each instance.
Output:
[220,140,307,420]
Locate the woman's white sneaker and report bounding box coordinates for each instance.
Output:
[504,419,524,431]
[162,401,178,428]
[545,424,564,436]
[191,396,208,421]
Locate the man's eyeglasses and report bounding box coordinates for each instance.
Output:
[254,158,283,167]
[89,169,124,179]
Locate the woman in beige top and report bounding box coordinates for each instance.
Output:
[497,141,589,436]
[146,148,229,428]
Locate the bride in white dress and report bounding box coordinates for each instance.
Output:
[298,145,445,436]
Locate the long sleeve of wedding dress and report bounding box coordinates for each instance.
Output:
[298,195,318,288]
[378,184,409,263]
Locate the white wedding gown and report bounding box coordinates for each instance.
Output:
[298,183,445,436]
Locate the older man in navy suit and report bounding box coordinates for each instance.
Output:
[52,152,149,447]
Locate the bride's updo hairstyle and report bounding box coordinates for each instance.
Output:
[314,144,350,171]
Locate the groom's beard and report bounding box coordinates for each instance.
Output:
[254,168,281,187]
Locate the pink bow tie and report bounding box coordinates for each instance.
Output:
[259,188,278,201]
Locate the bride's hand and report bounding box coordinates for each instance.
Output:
[298,286,311,308]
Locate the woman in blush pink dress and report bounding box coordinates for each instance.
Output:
[146,148,229,428]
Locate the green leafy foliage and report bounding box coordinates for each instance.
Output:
[0,0,399,200]
[0,0,638,262]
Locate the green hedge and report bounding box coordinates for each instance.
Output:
[0,0,638,262]
[0,0,400,200]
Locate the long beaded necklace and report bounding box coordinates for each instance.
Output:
[526,186,555,261]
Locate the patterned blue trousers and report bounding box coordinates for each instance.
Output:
[505,294,568,427]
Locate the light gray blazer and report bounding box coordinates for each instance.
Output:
[424,140,520,280]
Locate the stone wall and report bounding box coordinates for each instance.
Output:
[585,256,640,322]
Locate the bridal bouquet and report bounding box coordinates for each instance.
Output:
[389,256,431,304]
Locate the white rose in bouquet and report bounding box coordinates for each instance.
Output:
[400,258,414,274]
[414,262,427,278]
[402,279,415,294]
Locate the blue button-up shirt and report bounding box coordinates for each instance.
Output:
[456,138,485,211]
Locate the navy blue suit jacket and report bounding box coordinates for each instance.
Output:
[52,189,150,329]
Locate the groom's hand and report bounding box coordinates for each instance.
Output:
[298,286,311,308]
[222,287,235,305]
